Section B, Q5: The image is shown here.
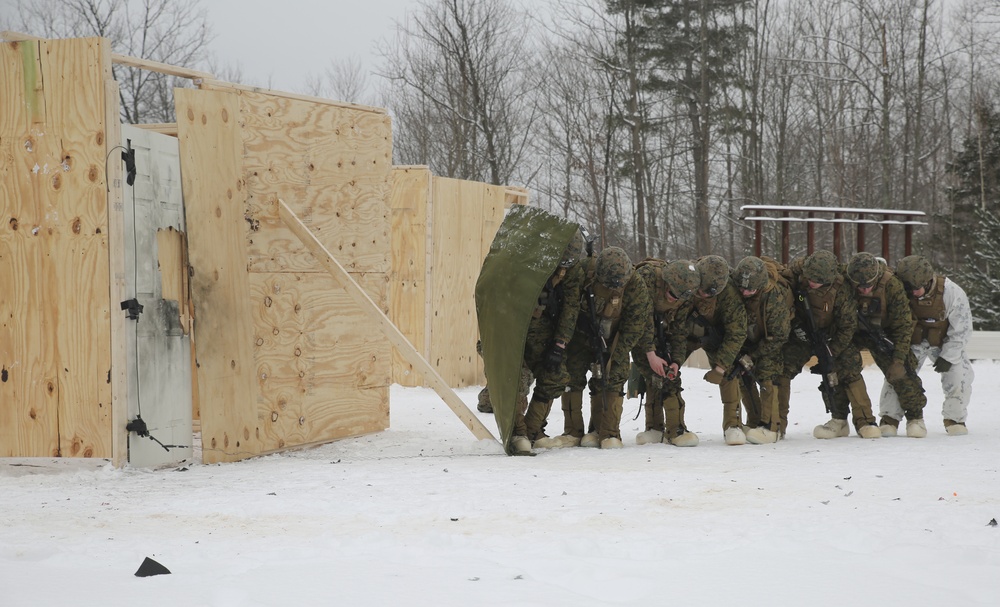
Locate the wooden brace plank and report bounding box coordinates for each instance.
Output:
[277,199,496,442]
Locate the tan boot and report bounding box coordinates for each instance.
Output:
[720,378,742,431]
[524,397,553,442]
[561,391,585,438]
[596,391,625,442]
[813,418,849,439]
[944,419,968,436]
[664,394,699,446]
[880,415,900,437]
[906,418,927,438]
[845,378,878,432]
[746,381,780,444]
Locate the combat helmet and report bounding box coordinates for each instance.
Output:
[559,227,586,268]
[802,250,839,285]
[847,252,882,288]
[734,256,768,293]
[696,255,729,297]
[895,255,934,292]
[663,260,700,300]
[596,246,633,289]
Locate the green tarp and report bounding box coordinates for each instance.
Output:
[474,205,578,455]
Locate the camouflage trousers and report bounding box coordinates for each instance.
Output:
[781,339,868,424]
[561,331,630,439]
[628,352,689,439]
[853,340,926,422]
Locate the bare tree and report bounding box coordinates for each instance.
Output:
[14,0,214,123]
[377,0,536,185]
[304,56,376,105]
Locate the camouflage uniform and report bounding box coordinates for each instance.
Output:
[780,252,879,438]
[880,255,974,434]
[686,258,748,435]
[562,248,652,447]
[844,253,926,433]
[629,259,700,445]
[733,257,792,441]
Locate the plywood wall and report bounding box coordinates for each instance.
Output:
[389,168,524,389]
[177,85,393,464]
[0,37,116,458]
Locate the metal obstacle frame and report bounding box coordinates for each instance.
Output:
[740,205,928,264]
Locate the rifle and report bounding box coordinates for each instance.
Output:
[690,311,724,350]
[654,316,679,381]
[585,285,610,410]
[856,310,895,357]
[725,353,761,426]
[793,289,838,414]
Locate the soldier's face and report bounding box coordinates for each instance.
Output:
[740,288,757,298]
[858,285,875,296]
[911,286,926,297]
[808,280,825,290]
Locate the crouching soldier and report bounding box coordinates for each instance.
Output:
[687,255,749,445]
[880,255,973,435]
[845,252,928,438]
[780,250,881,439]
[731,257,792,444]
[630,259,701,447]
[506,229,587,453]
[559,247,660,449]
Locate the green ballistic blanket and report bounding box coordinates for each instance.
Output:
[474,205,578,454]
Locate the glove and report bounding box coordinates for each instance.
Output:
[887,360,907,382]
[543,342,566,372]
[794,328,808,342]
[933,358,953,373]
[703,367,725,385]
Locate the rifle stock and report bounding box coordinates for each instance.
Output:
[856,311,895,357]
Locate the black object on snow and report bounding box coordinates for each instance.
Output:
[134,557,171,577]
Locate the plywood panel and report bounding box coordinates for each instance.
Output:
[0,37,112,458]
[176,87,260,463]
[429,177,484,387]
[206,87,393,274]
[389,167,431,387]
[251,272,390,451]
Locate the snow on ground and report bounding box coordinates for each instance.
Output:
[2,362,1000,607]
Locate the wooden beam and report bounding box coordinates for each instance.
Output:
[277,199,496,443]
[198,79,388,115]
[133,123,178,136]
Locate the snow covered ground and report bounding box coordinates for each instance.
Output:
[2,361,999,607]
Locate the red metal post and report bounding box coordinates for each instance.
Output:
[857,213,866,254]
[807,211,815,256]
[905,225,913,256]
[881,213,891,262]
[833,212,842,261]
[781,210,790,264]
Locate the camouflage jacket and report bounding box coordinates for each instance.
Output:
[787,261,857,358]
[576,262,653,361]
[686,279,748,369]
[633,260,693,359]
[854,268,914,362]
[741,277,792,376]
[536,261,585,346]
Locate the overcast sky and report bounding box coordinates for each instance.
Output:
[205,0,416,93]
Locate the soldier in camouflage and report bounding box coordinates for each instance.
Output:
[880,255,974,435]
[686,255,749,445]
[478,228,586,454]
[732,256,793,444]
[629,259,701,447]
[780,250,881,439]
[844,252,928,438]
[557,246,660,449]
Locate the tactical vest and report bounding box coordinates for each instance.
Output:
[910,275,949,347]
[799,275,842,331]
[745,276,793,344]
[583,258,624,339]
[533,266,567,319]
[856,268,893,329]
